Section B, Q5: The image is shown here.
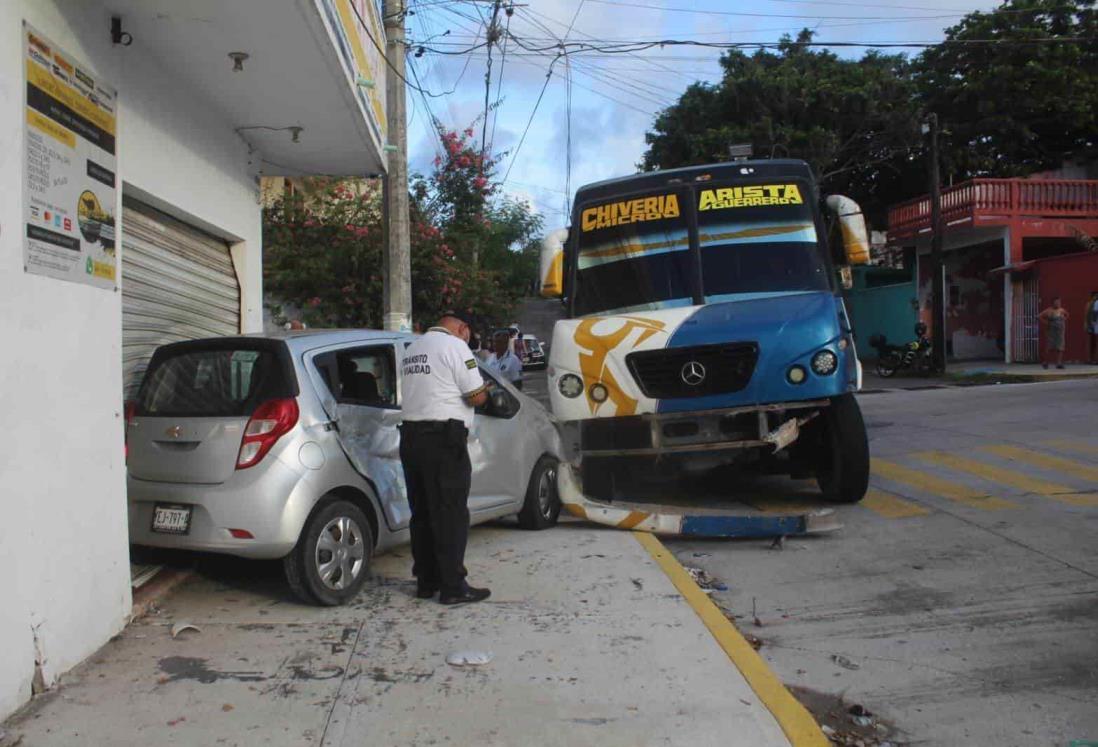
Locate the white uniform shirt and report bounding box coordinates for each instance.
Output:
[485,350,523,384]
[400,328,486,427]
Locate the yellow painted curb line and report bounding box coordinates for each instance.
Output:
[634,532,828,747]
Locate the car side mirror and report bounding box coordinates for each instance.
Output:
[489,388,510,414]
[539,228,568,298]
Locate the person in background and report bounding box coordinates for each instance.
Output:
[485,330,524,390]
[1038,297,1069,369]
[1087,292,1098,365]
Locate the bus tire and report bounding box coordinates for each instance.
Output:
[815,394,869,504]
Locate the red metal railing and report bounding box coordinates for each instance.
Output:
[887,178,1098,237]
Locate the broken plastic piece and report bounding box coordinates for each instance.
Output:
[556,463,842,539]
[830,653,860,670]
[446,650,493,667]
[170,622,202,639]
[763,418,799,452]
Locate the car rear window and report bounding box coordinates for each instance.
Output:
[137,344,295,417]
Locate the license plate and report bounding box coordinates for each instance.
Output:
[151,505,192,535]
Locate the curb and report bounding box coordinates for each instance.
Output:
[129,568,194,622]
[635,532,828,747]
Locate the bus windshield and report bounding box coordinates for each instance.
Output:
[697,181,828,302]
[572,179,829,316]
[572,188,693,317]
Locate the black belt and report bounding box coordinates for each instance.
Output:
[400,420,451,433]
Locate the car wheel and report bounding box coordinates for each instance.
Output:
[517,456,561,530]
[814,394,870,504]
[284,499,373,606]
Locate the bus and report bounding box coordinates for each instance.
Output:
[539,159,871,506]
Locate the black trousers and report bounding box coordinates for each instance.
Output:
[399,421,472,595]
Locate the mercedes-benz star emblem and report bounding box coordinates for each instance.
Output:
[681,360,707,386]
[165,425,183,439]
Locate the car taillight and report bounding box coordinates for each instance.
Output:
[237,398,299,470]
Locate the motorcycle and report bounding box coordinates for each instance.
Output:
[869,323,933,378]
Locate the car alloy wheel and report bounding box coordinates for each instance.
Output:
[314,516,366,590]
[537,464,557,520]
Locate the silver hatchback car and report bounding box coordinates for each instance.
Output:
[127,330,562,605]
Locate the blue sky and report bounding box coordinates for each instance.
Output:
[404,0,1000,230]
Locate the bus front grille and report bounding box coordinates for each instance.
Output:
[626,343,758,399]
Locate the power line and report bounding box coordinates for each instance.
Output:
[501,54,563,185]
[481,1,502,161]
[488,6,512,152]
[581,0,1044,21]
[562,0,585,211]
[345,0,456,97]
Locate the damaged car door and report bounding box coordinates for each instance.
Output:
[312,343,411,530]
[468,370,529,515]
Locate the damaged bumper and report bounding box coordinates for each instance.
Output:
[556,462,841,538]
[562,399,829,461]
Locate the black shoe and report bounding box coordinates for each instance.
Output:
[416,583,439,599]
[439,584,491,606]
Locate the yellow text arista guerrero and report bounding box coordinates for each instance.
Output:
[581,194,680,232]
[699,184,803,210]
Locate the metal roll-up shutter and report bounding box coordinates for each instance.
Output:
[122,199,240,399]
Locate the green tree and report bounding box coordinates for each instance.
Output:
[263,179,384,328]
[642,31,923,221]
[264,126,544,330]
[915,0,1098,178]
[412,125,543,321]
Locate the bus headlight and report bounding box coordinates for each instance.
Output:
[558,374,584,398]
[589,383,609,403]
[787,365,807,385]
[811,350,838,376]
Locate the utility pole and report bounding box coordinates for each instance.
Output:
[926,112,947,373]
[382,0,412,332]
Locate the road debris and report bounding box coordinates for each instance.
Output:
[170,622,201,639]
[685,566,728,592]
[789,686,902,747]
[831,654,860,670]
[446,650,494,667]
[743,633,764,651]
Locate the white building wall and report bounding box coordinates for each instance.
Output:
[0,0,262,719]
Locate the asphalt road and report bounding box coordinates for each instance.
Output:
[520,368,1098,743]
[659,379,1098,746]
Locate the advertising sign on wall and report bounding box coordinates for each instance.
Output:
[23,22,118,290]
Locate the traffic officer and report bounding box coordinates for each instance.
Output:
[485,330,524,389]
[399,311,492,605]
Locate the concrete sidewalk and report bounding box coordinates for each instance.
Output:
[860,360,1098,392]
[3,524,802,747]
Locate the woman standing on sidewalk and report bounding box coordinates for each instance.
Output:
[1038,297,1069,369]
